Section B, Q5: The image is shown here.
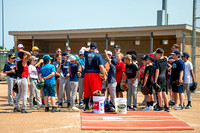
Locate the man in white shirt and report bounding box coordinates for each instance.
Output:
[181,52,196,109]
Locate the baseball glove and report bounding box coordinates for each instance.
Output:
[121,82,129,91]
[13,83,18,94]
[152,82,161,92]
[172,80,183,86]
[190,82,197,93]
[36,80,44,90]
[93,90,102,96]
[141,86,149,95]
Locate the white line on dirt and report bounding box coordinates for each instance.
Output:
[82,126,192,129]
[82,119,180,122]
[25,125,74,133]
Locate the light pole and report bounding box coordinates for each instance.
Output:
[2,0,4,49]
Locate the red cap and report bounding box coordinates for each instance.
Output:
[149,53,155,59]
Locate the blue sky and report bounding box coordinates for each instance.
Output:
[0,0,199,49]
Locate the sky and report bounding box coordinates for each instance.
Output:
[0,0,199,49]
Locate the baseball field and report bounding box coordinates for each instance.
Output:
[0,81,200,133]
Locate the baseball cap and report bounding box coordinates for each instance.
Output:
[111,58,117,65]
[74,55,80,60]
[80,47,86,51]
[29,56,39,61]
[32,46,40,51]
[182,52,190,58]
[8,54,16,59]
[62,52,69,56]
[107,51,112,56]
[114,45,120,49]
[18,44,24,48]
[149,53,155,59]
[79,50,84,55]
[171,50,181,55]
[90,42,97,49]
[156,48,164,54]
[144,54,155,62]
[69,55,76,61]
[43,54,52,62]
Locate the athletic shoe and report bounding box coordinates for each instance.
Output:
[45,107,49,112]
[58,103,63,108]
[172,104,179,109]
[175,105,184,110]
[141,106,151,111]
[153,102,157,106]
[13,107,21,112]
[79,102,84,109]
[72,106,79,111]
[165,107,170,112]
[169,100,175,106]
[84,106,90,112]
[56,101,59,104]
[150,106,154,111]
[51,107,60,112]
[157,107,164,111]
[185,104,192,109]
[133,106,137,111]
[127,106,132,110]
[21,109,32,113]
[33,97,37,105]
[67,102,71,108]
[75,99,78,104]
[30,106,37,110]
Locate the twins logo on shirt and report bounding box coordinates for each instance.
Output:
[88,53,95,65]
[10,66,16,70]
[172,63,177,69]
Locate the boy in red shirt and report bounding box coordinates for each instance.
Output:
[115,53,126,98]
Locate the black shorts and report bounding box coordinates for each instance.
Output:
[116,83,124,92]
[172,84,184,93]
[147,85,153,94]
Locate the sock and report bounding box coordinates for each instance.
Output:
[188,101,191,105]
[150,101,154,106]
[42,99,44,104]
[84,97,89,108]
[147,102,150,107]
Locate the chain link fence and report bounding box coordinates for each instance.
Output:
[0,50,11,71]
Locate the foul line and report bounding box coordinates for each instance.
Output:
[82,119,180,122]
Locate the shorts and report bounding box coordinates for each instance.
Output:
[147,85,153,94]
[43,84,56,97]
[116,83,124,92]
[172,84,184,93]
[158,80,167,92]
[84,73,101,98]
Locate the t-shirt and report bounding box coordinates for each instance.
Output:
[28,64,38,79]
[184,61,193,84]
[171,59,185,82]
[69,63,79,82]
[139,64,145,79]
[84,51,103,73]
[78,58,85,78]
[61,61,70,78]
[125,63,139,79]
[108,64,116,83]
[155,58,168,82]
[39,64,56,85]
[3,62,16,78]
[143,65,155,86]
[115,61,125,83]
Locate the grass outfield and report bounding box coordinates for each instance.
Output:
[0,81,200,133]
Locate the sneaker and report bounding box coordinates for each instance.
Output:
[72,106,79,111]
[84,106,90,112]
[169,100,175,106]
[56,101,59,104]
[165,107,170,112]
[51,107,60,112]
[33,97,37,105]
[58,103,63,108]
[30,106,37,110]
[150,106,154,111]
[172,104,179,109]
[175,105,184,110]
[75,99,78,104]
[141,106,151,111]
[157,107,164,111]
[153,102,157,106]
[185,104,192,109]
[13,107,21,112]
[21,109,32,113]
[67,102,71,108]
[45,107,49,112]
[127,106,132,110]
[133,106,137,111]
[79,102,84,109]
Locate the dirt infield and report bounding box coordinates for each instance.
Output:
[0,81,200,133]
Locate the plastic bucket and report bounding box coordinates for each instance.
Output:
[115,98,127,114]
[93,96,105,113]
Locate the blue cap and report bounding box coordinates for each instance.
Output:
[111,58,117,65]
[43,54,53,62]
[62,52,69,56]
[182,52,190,58]
[171,50,181,55]
[90,42,97,49]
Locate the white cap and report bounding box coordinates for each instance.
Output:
[69,55,76,61]
[107,51,112,56]
[79,50,84,55]
[18,44,24,48]
[80,47,86,51]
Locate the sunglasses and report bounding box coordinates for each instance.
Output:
[67,50,71,51]
[57,50,61,52]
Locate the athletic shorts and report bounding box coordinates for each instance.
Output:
[43,84,56,97]
[172,84,184,93]
[147,84,153,94]
[84,73,101,97]
[116,83,124,92]
[158,80,167,92]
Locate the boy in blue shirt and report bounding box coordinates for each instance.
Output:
[39,54,59,112]
[69,55,82,111]
[3,54,17,106]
